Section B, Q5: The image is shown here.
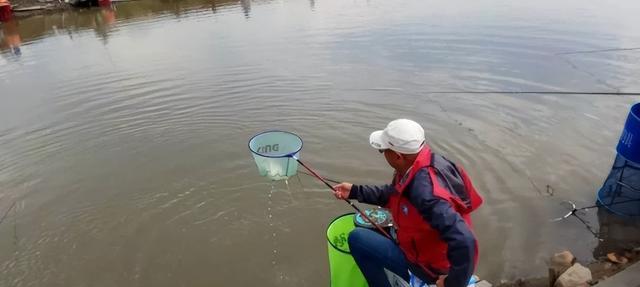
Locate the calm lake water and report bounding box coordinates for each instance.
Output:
[1,0,640,286]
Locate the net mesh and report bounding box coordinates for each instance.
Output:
[597,154,640,216]
[248,131,302,180]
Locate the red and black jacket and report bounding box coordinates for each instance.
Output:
[349,146,483,287]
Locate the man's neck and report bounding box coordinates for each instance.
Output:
[397,160,417,176]
[397,154,419,175]
[396,165,411,176]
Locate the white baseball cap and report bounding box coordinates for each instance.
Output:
[369,119,425,154]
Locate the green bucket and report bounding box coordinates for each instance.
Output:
[326,213,367,287]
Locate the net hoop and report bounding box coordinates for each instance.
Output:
[248,130,303,158]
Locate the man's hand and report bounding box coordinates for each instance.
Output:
[436,275,447,287]
[332,182,353,200]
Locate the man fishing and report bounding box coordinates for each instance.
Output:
[333,119,483,287]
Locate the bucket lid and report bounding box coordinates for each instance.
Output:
[354,207,393,228]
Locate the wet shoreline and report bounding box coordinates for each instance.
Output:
[496,247,640,287]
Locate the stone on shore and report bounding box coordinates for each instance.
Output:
[550,251,576,275]
[475,280,492,287]
[554,263,592,287]
[606,252,628,264]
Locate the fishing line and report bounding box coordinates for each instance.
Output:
[0,201,16,226]
[556,47,640,55]
[426,91,640,96]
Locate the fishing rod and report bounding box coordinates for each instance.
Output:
[292,156,393,239]
[550,198,640,239]
[551,198,640,222]
[427,91,640,96]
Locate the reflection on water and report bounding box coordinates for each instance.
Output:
[0,7,117,56]
[594,207,640,257]
[0,20,21,57]
[0,0,248,53]
[1,0,640,286]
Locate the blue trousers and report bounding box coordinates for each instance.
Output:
[348,228,411,287]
